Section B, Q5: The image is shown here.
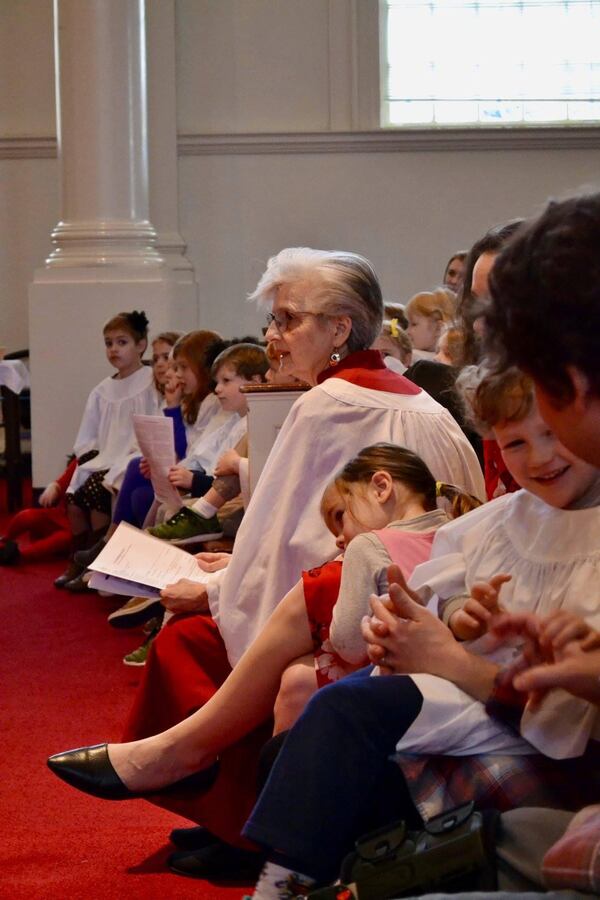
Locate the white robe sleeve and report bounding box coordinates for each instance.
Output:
[72,386,103,459]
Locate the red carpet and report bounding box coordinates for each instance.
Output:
[0,520,251,898]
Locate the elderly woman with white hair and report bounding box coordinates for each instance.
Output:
[48,248,484,875]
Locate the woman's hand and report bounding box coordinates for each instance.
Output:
[362,573,463,678]
[139,457,151,479]
[448,574,511,641]
[168,466,194,490]
[160,579,209,613]
[361,565,499,702]
[39,481,61,507]
[194,551,231,573]
[213,449,241,477]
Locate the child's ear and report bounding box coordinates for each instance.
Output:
[371,470,393,503]
[250,374,264,384]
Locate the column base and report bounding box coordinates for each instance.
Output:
[28,268,199,487]
[46,220,164,268]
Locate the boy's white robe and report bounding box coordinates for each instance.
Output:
[184,392,233,447]
[400,490,600,760]
[207,373,485,665]
[181,413,247,476]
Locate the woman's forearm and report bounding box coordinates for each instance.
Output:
[437,642,500,703]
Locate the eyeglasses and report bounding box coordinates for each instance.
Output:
[265,309,319,334]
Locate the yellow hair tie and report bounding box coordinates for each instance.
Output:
[435,481,443,497]
[390,317,399,338]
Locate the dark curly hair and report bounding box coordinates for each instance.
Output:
[486,193,600,404]
[456,220,523,365]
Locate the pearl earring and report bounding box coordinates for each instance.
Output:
[329,351,341,366]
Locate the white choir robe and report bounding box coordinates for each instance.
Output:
[207,372,485,665]
[68,365,160,494]
[181,413,247,476]
[184,393,234,447]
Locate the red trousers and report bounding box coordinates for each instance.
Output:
[123,612,271,848]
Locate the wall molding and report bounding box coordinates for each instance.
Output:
[0,137,57,158]
[180,127,600,155]
[3,127,600,161]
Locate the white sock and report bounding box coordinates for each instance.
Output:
[252,862,316,900]
[192,497,218,518]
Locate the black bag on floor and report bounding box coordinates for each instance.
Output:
[307,802,498,900]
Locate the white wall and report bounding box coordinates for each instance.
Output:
[0,0,56,350]
[176,0,334,134]
[180,146,600,340]
[1,0,599,476]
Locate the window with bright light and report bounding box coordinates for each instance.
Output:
[382,0,600,127]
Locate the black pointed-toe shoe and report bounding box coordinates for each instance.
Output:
[47,743,135,800]
[47,743,220,801]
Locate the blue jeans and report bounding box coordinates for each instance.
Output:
[243,667,423,882]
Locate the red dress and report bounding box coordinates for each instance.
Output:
[306,528,437,687]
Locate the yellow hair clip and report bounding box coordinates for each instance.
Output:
[390,317,399,338]
[435,481,443,497]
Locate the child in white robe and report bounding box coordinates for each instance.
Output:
[398,366,600,761]
[55,311,159,588]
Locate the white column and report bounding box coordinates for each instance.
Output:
[146,0,195,276]
[48,0,161,267]
[29,0,198,487]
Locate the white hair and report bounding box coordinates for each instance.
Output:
[249,247,383,352]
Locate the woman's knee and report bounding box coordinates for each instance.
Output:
[274,661,317,733]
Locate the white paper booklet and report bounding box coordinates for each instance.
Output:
[87,522,207,598]
[132,413,183,510]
